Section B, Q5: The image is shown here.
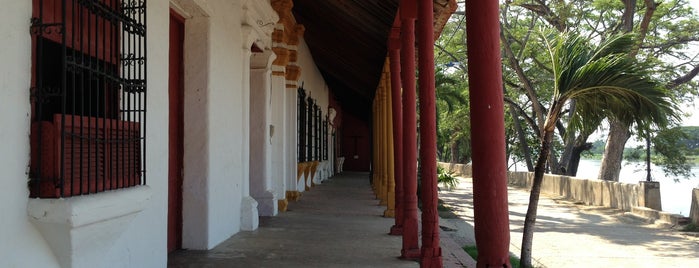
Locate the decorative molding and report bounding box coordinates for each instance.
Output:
[271,0,305,90]
[285,65,301,81]
[242,0,279,50]
[250,49,277,70]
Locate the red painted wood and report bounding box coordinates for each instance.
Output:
[340,112,371,171]
[388,26,404,236]
[399,0,420,260]
[465,0,512,266]
[32,0,119,63]
[29,114,140,198]
[417,0,442,266]
[168,10,185,253]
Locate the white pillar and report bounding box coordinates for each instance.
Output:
[250,50,278,216]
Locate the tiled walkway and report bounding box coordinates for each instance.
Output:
[168,172,472,268]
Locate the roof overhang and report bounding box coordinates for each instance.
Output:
[292,0,457,121]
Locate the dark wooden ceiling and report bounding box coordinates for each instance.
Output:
[292,0,400,121]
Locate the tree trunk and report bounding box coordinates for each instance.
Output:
[449,139,459,164]
[567,141,593,176]
[598,119,631,181]
[509,103,534,171]
[557,101,578,174]
[520,129,554,268]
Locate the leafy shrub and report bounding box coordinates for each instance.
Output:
[437,166,459,190]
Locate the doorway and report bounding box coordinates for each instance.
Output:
[168,9,185,252]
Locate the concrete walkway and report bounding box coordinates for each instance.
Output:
[439,177,699,267]
[168,172,474,268]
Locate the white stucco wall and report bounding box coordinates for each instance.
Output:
[179,0,249,249]
[0,1,168,267]
[0,0,332,266]
[0,1,59,267]
[286,86,299,192]
[270,74,287,201]
[203,0,247,246]
[297,40,329,118]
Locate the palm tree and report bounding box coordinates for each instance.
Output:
[435,69,469,163]
[519,32,678,267]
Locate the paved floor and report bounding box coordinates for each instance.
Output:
[439,177,699,267]
[168,172,474,268]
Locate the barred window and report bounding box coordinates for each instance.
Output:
[313,103,320,161]
[297,87,307,162]
[29,0,146,198]
[322,117,328,161]
[306,97,315,161]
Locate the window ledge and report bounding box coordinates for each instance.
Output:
[28,185,152,268]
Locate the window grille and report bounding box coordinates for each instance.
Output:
[314,102,317,161]
[297,88,307,162]
[29,0,147,198]
[306,97,315,162]
[322,116,328,161]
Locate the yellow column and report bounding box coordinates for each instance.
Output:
[372,97,379,197]
[383,59,396,217]
[378,82,388,206]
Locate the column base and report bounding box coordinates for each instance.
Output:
[383,208,395,218]
[278,199,289,212]
[401,248,421,260]
[240,196,259,231]
[420,247,443,268]
[286,190,302,201]
[256,197,278,217]
[389,225,403,235]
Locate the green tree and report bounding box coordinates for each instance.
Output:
[435,69,470,163]
[652,126,695,179]
[500,0,699,180]
[434,14,472,164]
[520,32,678,267]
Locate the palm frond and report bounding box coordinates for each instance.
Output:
[545,31,679,135]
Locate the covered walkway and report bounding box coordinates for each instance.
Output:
[168,172,474,267]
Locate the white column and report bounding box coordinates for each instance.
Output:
[249,50,278,216]
[240,44,259,231]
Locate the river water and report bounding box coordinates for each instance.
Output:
[511,159,699,216]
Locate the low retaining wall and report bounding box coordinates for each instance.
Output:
[437,162,472,178]
[437,162,653,212]
[507,171,641,211]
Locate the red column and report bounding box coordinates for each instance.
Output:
[388,26,405,236]
[399,0,420,260]
[417,0,441,267]
[465,0,512,267]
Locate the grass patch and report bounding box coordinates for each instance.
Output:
[462,245,524,268]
